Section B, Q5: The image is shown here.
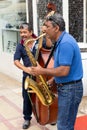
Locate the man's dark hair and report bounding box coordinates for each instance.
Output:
[46,13,65,31]
[19,22,33,32]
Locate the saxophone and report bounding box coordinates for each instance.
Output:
[24,34,55,106]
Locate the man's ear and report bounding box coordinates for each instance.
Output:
[55,25,59,33]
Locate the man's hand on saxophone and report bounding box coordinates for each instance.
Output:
[27,61,42,76]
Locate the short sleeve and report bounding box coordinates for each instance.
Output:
[59,42,74,65]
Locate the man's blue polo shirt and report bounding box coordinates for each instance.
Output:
[54,31,83,84]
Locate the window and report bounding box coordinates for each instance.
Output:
[36,0,62,35]
[0,0,26,53]
[69,0,83,42]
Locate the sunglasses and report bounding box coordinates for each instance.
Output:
[46,16,59,26]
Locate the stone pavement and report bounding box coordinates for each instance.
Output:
[0,72,87,130]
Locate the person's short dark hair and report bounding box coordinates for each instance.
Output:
[46,13,65,31]
[19,23,33,32]
[19,23,37,38]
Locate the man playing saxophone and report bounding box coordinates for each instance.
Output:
[14,22,52,129]
[27,13,83,130]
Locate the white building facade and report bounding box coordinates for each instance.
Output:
[0,0,87,95]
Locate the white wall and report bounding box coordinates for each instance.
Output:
[81,53,87,96]
[0,52,22,82]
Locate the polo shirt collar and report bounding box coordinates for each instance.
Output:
[56,31,66,47]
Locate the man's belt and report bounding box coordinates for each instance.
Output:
[57,79,81,87]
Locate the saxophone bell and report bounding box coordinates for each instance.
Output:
[25,76,55,106]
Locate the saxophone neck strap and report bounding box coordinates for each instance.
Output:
[44,41,57,68]
[44,31,66,68]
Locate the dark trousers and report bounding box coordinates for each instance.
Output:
[22,77,32,120]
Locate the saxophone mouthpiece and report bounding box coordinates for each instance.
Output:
[24,33,46,46]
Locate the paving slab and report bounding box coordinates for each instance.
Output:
[0,72,87,130]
